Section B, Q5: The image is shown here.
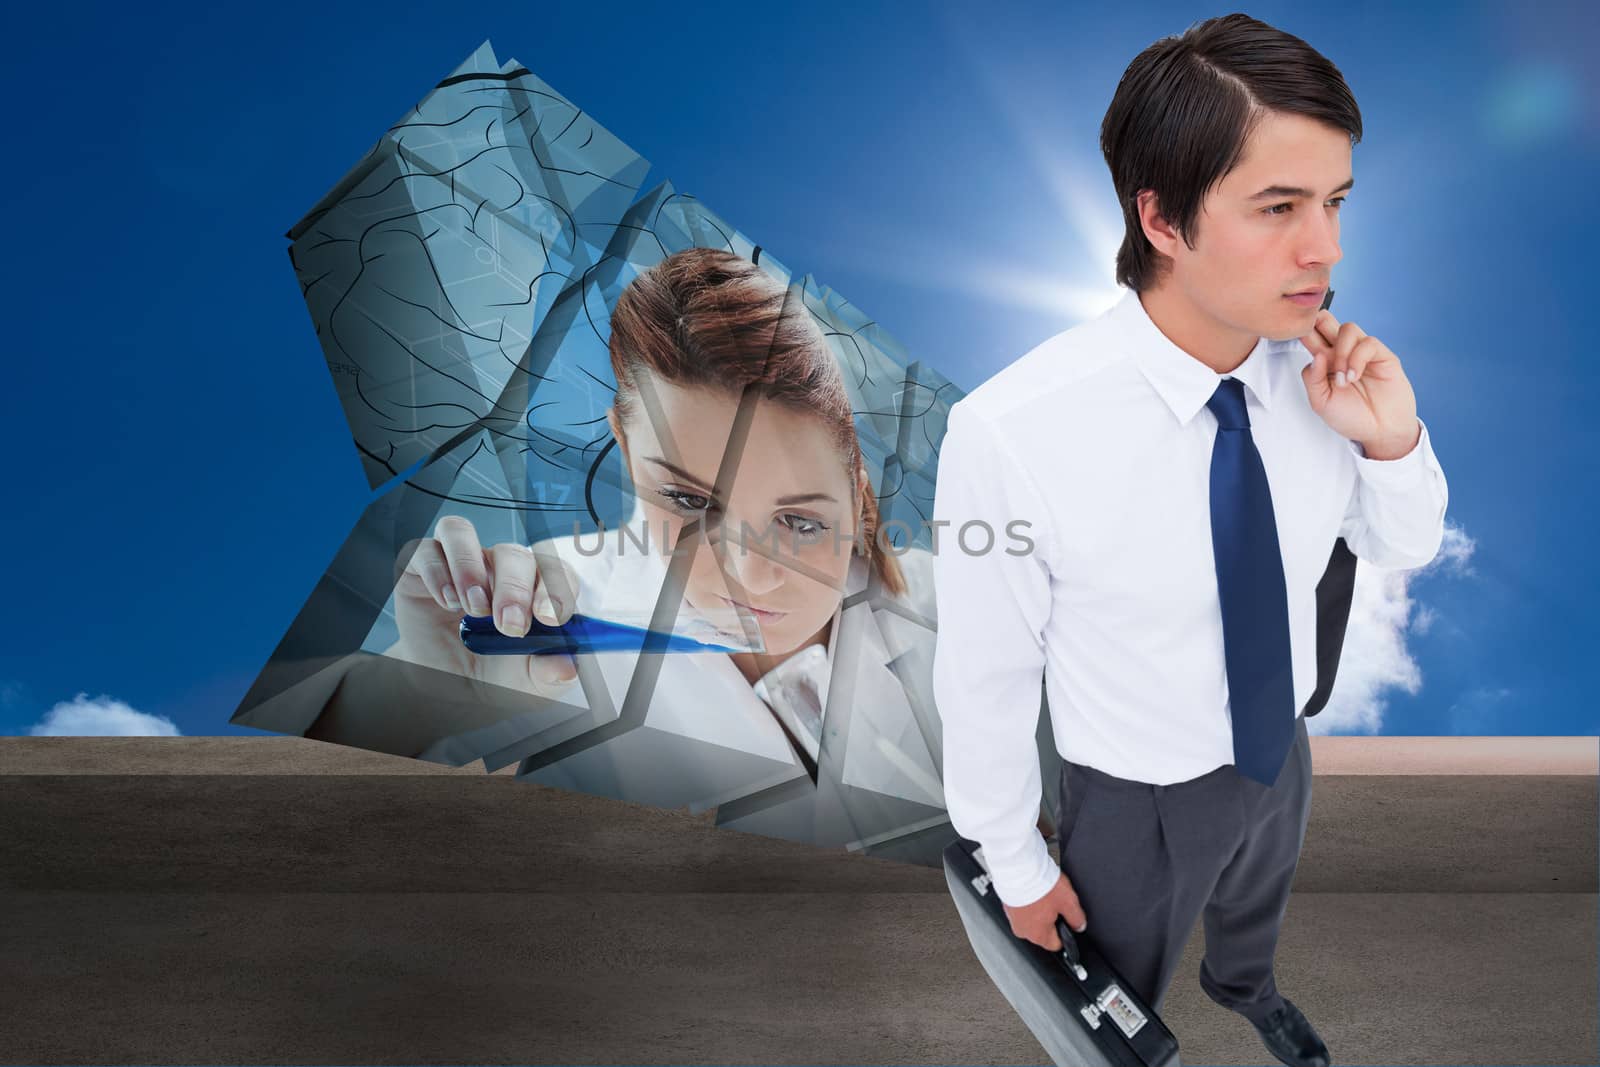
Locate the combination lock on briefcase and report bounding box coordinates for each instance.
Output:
[1081,981,1149,1038]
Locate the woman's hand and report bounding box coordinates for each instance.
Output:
[388,514,583,693]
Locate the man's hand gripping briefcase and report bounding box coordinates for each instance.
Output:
[943,837,1182,1067]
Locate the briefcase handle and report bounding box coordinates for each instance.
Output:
[1054,917,1088,981]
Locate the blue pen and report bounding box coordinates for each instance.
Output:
[459,611,762,656]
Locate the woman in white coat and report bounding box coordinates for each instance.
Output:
[307,248,1057,865]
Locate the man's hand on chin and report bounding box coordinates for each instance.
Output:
[1299,308,1422,460]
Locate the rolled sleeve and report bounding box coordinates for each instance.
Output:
[1340,416,1450,570]
[930,402,1060,907]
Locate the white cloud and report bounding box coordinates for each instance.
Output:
[1311,522,1478,735]
[27,693,182,737]
[1429,522,1478,576]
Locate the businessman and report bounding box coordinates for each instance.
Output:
[929,14,1448,1067]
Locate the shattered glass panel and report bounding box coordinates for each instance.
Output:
[286,42,649,489]
[233,39,1062,867]
[799,277,960,554]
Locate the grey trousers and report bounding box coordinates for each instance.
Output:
[1056,713,1312,1027]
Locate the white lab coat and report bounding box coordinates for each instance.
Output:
[412,509,971,861]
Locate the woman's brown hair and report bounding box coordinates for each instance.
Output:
[608,247,907,598]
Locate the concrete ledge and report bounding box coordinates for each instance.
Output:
[7,734,1592,776]
[1,737,1592,895]
[1,737,1594,1066]
[1309,735,1596,775]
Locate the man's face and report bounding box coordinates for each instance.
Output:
[1155,109,1351,342]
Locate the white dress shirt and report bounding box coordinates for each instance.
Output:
[929,287,1449,906]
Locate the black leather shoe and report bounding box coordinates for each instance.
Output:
[1252,997,1331,1067]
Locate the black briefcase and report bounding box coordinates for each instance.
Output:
[943,837,1181,1067]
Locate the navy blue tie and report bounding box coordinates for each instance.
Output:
[1205,377,1295,787]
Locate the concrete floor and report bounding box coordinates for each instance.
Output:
[1,736,1595,1066]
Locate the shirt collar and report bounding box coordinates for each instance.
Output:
[1110,287,1300,427]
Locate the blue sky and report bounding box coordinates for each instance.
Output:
[3,0,1595,738]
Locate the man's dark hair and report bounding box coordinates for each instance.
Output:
[1101,12,1363,292]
